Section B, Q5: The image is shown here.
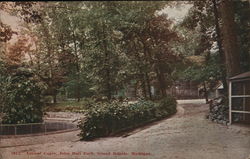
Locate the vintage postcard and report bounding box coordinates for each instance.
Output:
[0,1,250,159]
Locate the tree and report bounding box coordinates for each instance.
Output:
[0,2,44,124]
[178,0,243,95]
[4,36,32,66]
[26,2,94,102]
[116,2,180,99]
[6,2,188,102]
[144,15,180,97]
[179,55,222,102]
[233,1,250,72]
[211,0,228,93]
[0,2,42,43]
[173,1,221,100]
[33,18,66,103]
[81,2,133,100]
[219,0,241,78]
[0,61,9,123]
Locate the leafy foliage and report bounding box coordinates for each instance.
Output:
[176,0,227,96]
[1,68,44,124]
[61,72,94,99]
[180,56,222,82]
[0,61,9,122]
[4,36,32,66]
[24,1,180,101]
[0,2,42,42]
[78,96,177,140]
[234,1,250,72]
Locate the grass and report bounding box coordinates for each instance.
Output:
[43,98,94,113]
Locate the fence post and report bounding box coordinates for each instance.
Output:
[229,81,232,125]
[14,125,17,136]
[44,123,47,134]
[31,124,32,134]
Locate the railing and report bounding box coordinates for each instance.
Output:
[0,121,78,136]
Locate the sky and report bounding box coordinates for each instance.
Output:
[0,10,21,43]
[159,3,193,23]
[0,10,21,31]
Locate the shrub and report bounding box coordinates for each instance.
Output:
[158,96,177,116]
[78,96,177,140]
[1,69,44,124]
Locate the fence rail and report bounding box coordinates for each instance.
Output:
[0,121,78,136]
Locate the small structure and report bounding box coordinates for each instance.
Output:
[208,82,224,99]
[229,71,250,124]
[215,83,224,98]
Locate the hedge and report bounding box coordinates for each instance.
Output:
[78,96,177,140]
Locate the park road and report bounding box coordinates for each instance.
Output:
[1,99,250,159]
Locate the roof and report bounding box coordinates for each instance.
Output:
[217,84,224,89]
[217,83,224,89]
[229,71,250,81]
[212,81,223,90]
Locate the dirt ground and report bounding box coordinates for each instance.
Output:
[1,100,250,159]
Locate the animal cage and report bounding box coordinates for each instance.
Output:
[229,71,250,124]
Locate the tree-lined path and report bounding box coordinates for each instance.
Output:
[1,100,250,159]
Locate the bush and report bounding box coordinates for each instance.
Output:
[78,96,177,140]
[158,96,177,116]
[1,69,44,124]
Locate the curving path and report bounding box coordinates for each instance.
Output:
[1,99,250,159]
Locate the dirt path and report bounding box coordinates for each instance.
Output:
[1,100,250,159]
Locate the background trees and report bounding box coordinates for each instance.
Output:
[0,2,45,124]
[233,1,250,72]
[110,2,181,99]
[23,1,180,101]
[177,0,250,97]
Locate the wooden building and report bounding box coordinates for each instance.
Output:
[229,71,250,124]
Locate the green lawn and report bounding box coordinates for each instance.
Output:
[44,98,94,113]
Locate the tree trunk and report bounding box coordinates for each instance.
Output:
[212,0,228,94]
[141,76,147,99]
[203,82,209,103]
[53,93,57,104]
[132,39,149,99]
[219,0,241,78]
[154,52,167,98]
[76,84,81,102]
[155,67,167,98]
[145,73,152,100]
[141,40,152,100]
[102,23,112,100]
[72,31,81,102]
